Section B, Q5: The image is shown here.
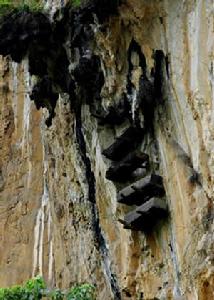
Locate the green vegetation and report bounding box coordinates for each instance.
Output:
[0,276,45,300]
[0,0,84,18]
[0,276,96,300]
[0,0,43,17]
[67,284,96,300]
[71,0,82,7]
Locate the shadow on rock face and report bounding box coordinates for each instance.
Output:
[0,1,120,126]
[0,8,51,62]
[93,0,120,23]
[73,55,104,102]
[30,76,58,127]
[70,0,120,52]
[90,96,130,126]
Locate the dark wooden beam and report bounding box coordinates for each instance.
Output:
[117,174,165,205]
[122,198,168,231]
[106,150,149,182]
[137,197,167,213]
[102,126,144,161]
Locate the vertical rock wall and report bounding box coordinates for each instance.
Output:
[0,58,44,284]
[0,0,213,299]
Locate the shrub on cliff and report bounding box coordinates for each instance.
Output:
[72,0,82,7]
[0,276,96,300]
[67,284,96,300]
[0,0,43,17]
[0,276,45,300]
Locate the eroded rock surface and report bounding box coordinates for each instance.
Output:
[0,0,213,299]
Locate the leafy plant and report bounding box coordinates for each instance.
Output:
[67,284,96,300]
[19,0,43,11]
[25,276,46,299]
[0,0,43,17]
[0,277,96,300]
[71,0,82,7]
[0,276,45,300]
[47,288,64,300]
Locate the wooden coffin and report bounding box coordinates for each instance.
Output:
[102,126,144,161]
[117,174,165,205]
[122,198,168,231]
[106,150,149,182]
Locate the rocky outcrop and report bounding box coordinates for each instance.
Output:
[0,0,213,299]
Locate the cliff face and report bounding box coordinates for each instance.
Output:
[0,0,213,299]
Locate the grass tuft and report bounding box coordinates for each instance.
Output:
[0,0,43,18]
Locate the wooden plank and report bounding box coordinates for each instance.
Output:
[106,150,149,182]
[117,174,165,205]
[137,198,167,213]
[124,210,142,225]
[122,209,144,230]
[122,198,168,231]
[102,126,144,161]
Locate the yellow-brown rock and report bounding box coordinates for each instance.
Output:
[0,0,213,299]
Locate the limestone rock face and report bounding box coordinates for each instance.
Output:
[0,1,213,299]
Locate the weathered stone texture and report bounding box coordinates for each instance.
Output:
[0,0,213,299]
